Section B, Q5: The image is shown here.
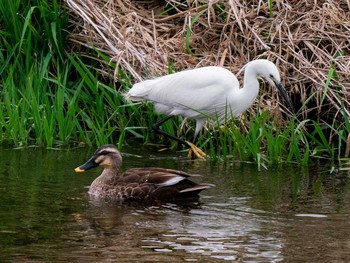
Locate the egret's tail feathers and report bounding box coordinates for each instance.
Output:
[122,92,131,100]
[123,90,145,102]
[124,81,152,102]
[125,94,145,101]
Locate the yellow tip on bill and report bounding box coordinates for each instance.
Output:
[74,167,85,173]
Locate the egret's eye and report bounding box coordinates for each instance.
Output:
[269,74,274,79]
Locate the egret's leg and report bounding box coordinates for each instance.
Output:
[187,119,207,159]
[152,116,206,159]
[186,141,206,159]
[152,116,189,145]
[187,132,206,159]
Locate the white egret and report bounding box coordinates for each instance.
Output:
[126,59,294,158]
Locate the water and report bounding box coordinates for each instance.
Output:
[1,146,350,262]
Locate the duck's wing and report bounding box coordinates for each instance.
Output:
[121,167,215,202]
[152,180,215,201]
[123,167,202,187]
[179,183,216,193]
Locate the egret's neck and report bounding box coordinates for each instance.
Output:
[243,75,259,99]
[236,72,259,114]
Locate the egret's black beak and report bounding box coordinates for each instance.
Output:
[74,157,99,173]
[274,81,294,114]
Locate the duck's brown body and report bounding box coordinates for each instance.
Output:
[75,145,214,203]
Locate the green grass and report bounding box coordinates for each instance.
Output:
[268,0,273,19]
[0,0,349,167]
[196,111,311,168]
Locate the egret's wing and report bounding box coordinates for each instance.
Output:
[127,66,240,118]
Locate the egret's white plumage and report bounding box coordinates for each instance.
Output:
[126,59,293,158]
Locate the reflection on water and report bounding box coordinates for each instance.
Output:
[0,146,350,262]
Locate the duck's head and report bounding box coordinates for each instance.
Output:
[74,144,122,172]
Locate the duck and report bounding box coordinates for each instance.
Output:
[74,144,215,203]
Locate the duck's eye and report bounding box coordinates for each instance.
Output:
[269,74,274,79]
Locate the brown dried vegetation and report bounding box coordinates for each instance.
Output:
[67,0,350,123]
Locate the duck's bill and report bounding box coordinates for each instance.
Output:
[274,81,295,114]
[74,157,99,172]
[74,167,86,173]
